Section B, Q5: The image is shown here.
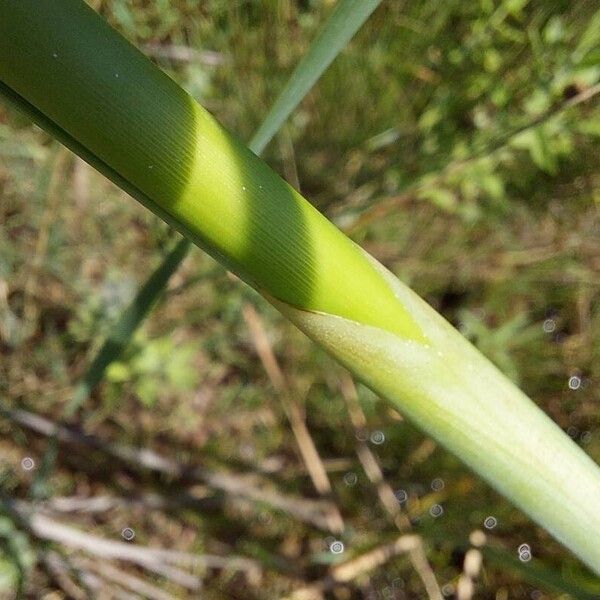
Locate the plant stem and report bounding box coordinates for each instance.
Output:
[1,0,599,574]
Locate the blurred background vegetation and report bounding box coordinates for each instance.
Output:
[0,0,599,598]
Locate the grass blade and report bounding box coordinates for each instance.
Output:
[68,237,191,413]
[250,0,383,155]
[71,0,384,406]
[482,546,600,600]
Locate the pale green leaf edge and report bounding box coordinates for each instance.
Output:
[272,254,600,574]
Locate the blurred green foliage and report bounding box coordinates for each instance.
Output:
[0,514,35,596]
[106,332,201,407]
[0,0,598,598]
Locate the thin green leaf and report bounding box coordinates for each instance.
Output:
[573,7,600,63]
[67,237,191,414]
[52,0,383,408]
[483,546,600,600]
[250,0,383,155]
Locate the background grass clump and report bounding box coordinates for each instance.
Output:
[0,0,599,598]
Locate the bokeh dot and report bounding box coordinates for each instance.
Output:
[21,457,35,471]
[542,318,556,333]
[431,477,445,491]
[330,540,345,554]
[518,543,532,562]
[395,489,408,503]
[484,516,497,529]
[343,472,357,486]
[370,430,385,445]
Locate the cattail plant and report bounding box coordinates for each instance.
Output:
[1,0,599,574]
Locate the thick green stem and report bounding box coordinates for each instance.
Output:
[0,0,420,342]
[1,0,599,574]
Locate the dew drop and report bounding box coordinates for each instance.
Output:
[395,489,408,503]
[121,527,135,541]
[568,375,581,390]
[355,430,368,442]
[483,515,497,529]
[518,543,532,562]
[431,477,444,491]
[21,457,35,471]
[519,549,532,562]
[429,503,443,518]
[542,318,556,333]
[329,540,344,554]
[370,430,385,445]
[343,472,357,486]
